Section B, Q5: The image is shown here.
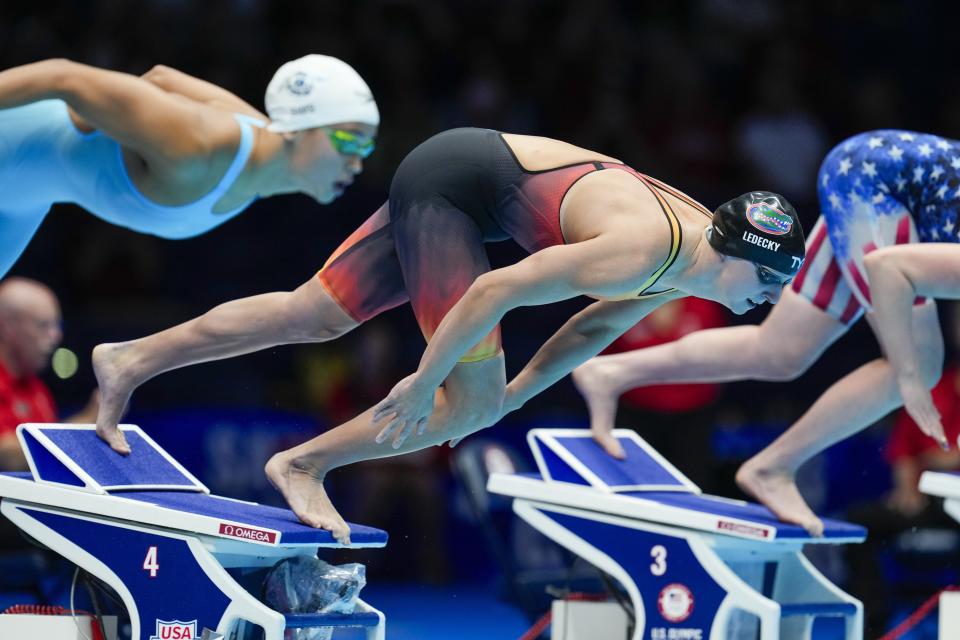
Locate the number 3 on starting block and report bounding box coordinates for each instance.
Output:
[650,545,667,576]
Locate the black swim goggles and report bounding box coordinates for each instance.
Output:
[755,264,793,287]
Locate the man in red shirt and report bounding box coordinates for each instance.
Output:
[0,278,99,571]
[0,277,96,470]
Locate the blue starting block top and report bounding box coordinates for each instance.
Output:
[18,423,207,493]
[529,428,698,493]
[0,424,388,548]
[621,491,866,541]
[122,491,388,545]
[490,429,866,543]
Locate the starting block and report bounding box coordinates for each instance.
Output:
[919,469,960,640]
[487,429,866,640]
[0,424,388,640]
[920,469,960,525]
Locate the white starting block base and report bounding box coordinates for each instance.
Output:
[551,600,629,640]
[0,614,118,639]
[489,429,866,640]
[939,591,960,640]
[920,470,960,524]
[0,424,388,640]
[919,471,960,640]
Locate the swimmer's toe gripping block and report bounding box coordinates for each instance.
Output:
[488,429,866,640]
[0,424,387,640]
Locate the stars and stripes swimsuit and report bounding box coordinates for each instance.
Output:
[793,130,957,323]
[317,128,686,362]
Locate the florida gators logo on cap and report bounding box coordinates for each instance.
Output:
[746,202,793,236]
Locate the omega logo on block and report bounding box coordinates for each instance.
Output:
[218,523,278,544]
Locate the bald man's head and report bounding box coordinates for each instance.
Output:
[0,278,62,377]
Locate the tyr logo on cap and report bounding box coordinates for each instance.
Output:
[746,203,793,236]
[286,72,314,96]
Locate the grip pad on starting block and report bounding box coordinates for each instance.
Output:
[17,424,207,494]
[528,429,699,493]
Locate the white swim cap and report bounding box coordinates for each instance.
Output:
[265,54,379,133]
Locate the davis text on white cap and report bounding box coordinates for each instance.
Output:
[265,54,379,133]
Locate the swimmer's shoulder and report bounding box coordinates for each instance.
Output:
[562,170,707,273]
[561,169,672,244]
[146,103,247,179]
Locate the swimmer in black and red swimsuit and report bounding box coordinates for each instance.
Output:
[93,127,802,543]
[319,128,694,361]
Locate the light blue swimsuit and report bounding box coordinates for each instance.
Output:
[0,99,261,275]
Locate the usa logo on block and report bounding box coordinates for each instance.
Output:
[150,619,197,639]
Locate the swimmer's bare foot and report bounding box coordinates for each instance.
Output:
[572,358,625,459]
[265,452,352,545]
[92,342,135,455]
[736,457,824,537]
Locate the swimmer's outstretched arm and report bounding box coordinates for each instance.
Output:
[372,236,665,443]
[140,64,268,120]
[865,243,960,448]
[0,59,215,160]
[503,293,683,413]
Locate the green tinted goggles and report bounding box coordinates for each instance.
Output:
[328,129,375,158]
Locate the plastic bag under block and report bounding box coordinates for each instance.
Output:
[263,556,367,640]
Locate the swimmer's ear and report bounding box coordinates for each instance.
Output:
[706,231,729,263]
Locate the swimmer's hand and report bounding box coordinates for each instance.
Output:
[373,374,435,449]
[899,375,948,450]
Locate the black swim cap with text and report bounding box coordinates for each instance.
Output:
[707,191,805,276]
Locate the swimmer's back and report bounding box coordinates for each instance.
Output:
[501,133,623,171]
[0,100,80,210]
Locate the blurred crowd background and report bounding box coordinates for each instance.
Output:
[2,1,960,634]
